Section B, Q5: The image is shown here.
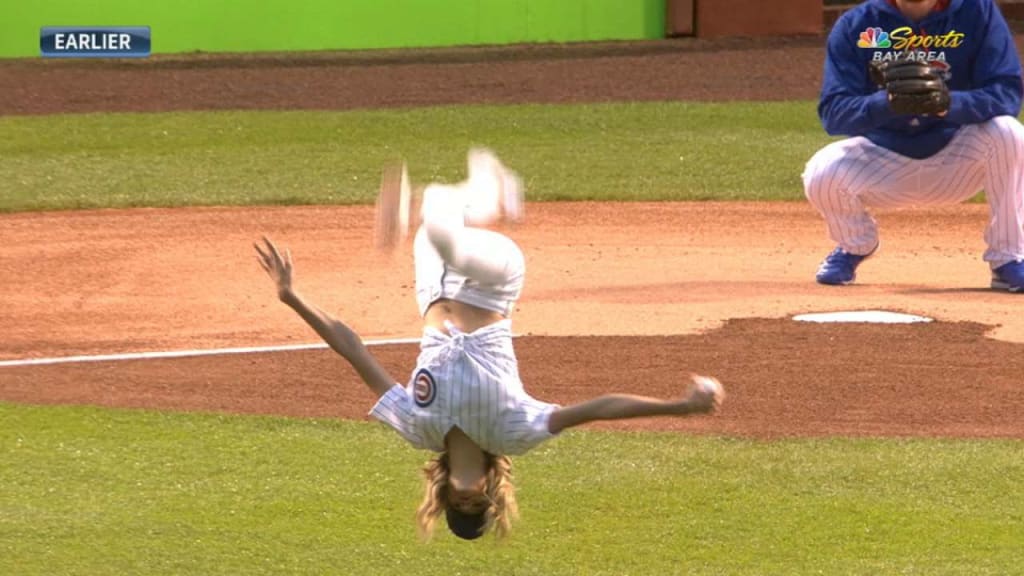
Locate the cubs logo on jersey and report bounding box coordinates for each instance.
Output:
[413,368,437,408]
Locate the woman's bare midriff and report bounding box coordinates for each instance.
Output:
[424,298,506,334]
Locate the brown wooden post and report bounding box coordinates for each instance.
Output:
[666,0,695,36]
[696,0,823,38]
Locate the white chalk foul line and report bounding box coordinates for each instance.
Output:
[0,337,422,368]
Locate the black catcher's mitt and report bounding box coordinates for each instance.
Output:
[869,59,950,116]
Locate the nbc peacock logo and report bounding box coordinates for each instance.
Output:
[857,27,892,48]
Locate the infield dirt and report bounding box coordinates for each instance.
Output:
[2,35,1022,438]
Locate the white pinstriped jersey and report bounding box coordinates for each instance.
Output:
[369,319,559,456]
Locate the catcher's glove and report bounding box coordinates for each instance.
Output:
[869,59,950,116]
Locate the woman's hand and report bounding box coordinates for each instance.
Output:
[254,236,294,301]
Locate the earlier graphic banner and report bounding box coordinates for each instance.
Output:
[40,26,151,58]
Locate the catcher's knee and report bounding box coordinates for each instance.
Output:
[986,115,1023,131]
[802,154,840,206]
[984,116,1024,151]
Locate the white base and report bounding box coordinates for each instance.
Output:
[792,310,934,324]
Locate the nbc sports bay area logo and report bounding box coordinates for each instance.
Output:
[858,27,891,48]
[857,26,965,50]
[40,27,151,58]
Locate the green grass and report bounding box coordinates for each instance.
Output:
[1,403,1021,576]
[0,102,831,212]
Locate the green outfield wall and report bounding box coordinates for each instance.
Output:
[2,0,666,58]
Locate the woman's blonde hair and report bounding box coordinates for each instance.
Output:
[415,452,519,540]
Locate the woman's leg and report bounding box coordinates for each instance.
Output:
[411,149,527,316]
[419,182,523,286]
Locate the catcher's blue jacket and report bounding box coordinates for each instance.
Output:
[819,0,1022,159]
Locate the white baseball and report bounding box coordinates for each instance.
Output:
[694,375,722,395]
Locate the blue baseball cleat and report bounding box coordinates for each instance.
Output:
[991,260,1024,292]
[815,245,878,285]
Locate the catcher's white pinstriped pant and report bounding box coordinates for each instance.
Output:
[802,115,1024,268]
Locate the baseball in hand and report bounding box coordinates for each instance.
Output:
[690,375,725,413]
[693,375,722,395]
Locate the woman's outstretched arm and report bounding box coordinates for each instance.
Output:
[546,375,724,434]
[255,236,396,398]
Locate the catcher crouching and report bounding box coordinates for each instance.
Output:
[802,0,1024,292]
